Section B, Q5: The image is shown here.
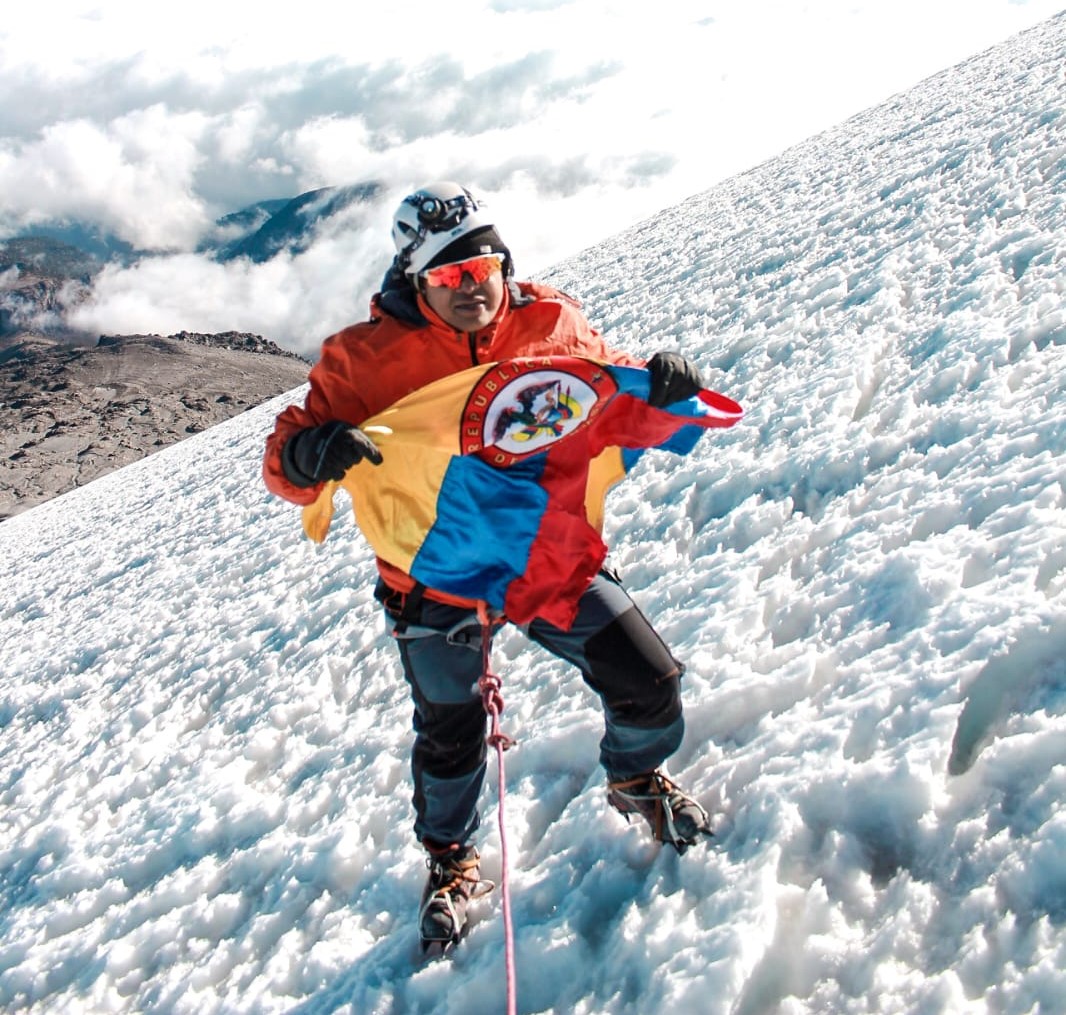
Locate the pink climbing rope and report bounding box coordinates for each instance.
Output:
[477,603,517,1015]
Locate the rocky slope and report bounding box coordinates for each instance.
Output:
[0,192,394,520]
[0,331,309,519]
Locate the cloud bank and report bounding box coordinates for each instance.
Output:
[3,0,1062,353]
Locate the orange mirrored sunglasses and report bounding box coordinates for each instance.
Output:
[421,255,502,289]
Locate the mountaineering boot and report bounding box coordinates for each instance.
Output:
[419,842,494,952]
[607,770,713,854]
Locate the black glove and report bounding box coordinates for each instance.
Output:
[281,420,383,487]
[647,351,704,407]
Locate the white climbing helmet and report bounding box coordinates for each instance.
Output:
[391,181,505,277]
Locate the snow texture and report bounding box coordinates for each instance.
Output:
[2,13,1066,1014]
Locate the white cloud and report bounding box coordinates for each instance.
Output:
[66,198,398,353]
[0,107,211,249]
[3,0,1064,350]
[279,116,376,188]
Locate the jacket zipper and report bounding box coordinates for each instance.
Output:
[467,332,479,365]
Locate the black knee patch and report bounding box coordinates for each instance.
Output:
[411,700,488,780]
[398,636,487,781]
[582,607,683,729]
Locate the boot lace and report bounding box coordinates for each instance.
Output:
[607,770,710,848]
[420,848,495,940]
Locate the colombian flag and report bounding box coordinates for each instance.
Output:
[302,357,742,629]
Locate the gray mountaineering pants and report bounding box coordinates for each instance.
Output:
[375,570,685,847]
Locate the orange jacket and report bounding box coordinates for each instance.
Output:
[263,279,640,506]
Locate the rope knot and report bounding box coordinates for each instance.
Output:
[478,672,505,715]
[488,729,516,751]
[478,672,515,750]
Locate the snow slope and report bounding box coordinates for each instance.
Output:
[2,12,1065,1014]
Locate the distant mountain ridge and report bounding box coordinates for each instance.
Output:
[0,181,383,342]
[209,182,381,263]
[2,180,382,279]
[0,236,105,281]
